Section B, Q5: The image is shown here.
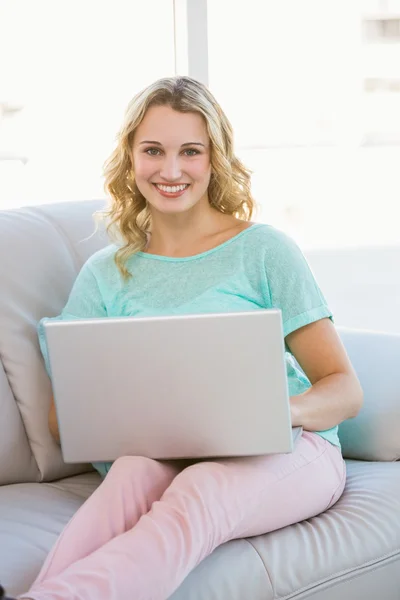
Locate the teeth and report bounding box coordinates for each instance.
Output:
[156,184,188,193]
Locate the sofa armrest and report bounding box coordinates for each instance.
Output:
[337,327,400,461]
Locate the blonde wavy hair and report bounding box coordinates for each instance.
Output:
[97,75,257,280]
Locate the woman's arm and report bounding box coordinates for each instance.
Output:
[290,372,363,430]
[38,260,107,444]
[48,396,61,443]
[286,318,364,431]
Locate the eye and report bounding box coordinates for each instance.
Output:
[183,148,200,156]
[145,147,162,156]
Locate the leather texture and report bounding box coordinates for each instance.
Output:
[0,201,107,484]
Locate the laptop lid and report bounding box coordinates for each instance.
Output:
[44,310,301,462]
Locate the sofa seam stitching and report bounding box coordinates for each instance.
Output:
[44,481,98,500]
[277,548,400,599]
[242,538,275,597]
[0,361,41,482]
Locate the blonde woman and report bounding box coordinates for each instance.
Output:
[5,76,362,600]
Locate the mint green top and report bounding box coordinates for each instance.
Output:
[38,223,340,478]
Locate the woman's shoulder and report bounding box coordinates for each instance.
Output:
[83,243,120,273]
[245,223,299,253]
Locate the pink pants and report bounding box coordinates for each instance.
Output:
[22,432,346,600]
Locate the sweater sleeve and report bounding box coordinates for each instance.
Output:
[37,260,107,377]
[263,230,334,341]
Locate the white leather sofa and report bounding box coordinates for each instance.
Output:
[1,200,399,599]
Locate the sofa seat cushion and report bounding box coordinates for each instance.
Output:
[172,461,400,600]
[0,472,101,597]
[244,460,400,600]
[2,462,400,600]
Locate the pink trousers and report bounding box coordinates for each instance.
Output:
[21,432,346,600]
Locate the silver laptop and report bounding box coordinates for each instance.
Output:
[44,310,302,463]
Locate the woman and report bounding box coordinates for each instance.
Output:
[6,76,363,600]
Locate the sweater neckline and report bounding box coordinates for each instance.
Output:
[135,223,265,262]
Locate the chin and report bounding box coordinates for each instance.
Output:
[152,199,198,215]
[159,204,192,215]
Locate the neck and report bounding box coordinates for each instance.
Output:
[146,202,235,256]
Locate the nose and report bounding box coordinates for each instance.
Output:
[159,155,182,182]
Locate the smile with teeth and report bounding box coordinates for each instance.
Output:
[155,184,190,193]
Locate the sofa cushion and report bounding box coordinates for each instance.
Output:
[2,462,399,600]
[0,361,38,485]
[0,472,101,597]
[239,460,400,600]
[0,201,108,484]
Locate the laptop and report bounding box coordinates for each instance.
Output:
[44,310,302,463]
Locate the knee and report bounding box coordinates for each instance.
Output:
[174,460,227,492]
[162,461,231,539]
[185,460,226,476]
[107,455,160,480]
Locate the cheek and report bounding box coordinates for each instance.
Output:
[133,157,154,182]
[190,159,211,183]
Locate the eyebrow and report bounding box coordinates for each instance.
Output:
[139,141,206,147]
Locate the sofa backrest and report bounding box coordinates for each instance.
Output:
[0,200,109,485]
[305,244,400,336]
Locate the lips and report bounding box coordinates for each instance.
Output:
[153,183,190,199]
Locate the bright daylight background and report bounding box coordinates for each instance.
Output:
[1,0,400,256]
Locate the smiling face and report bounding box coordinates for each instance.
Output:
[132,105,212,215]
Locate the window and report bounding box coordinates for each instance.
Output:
[2,0,400,253]
[0,0,176,209]
[207,0,400,250]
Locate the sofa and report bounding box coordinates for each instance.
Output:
[0,199,399,599]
